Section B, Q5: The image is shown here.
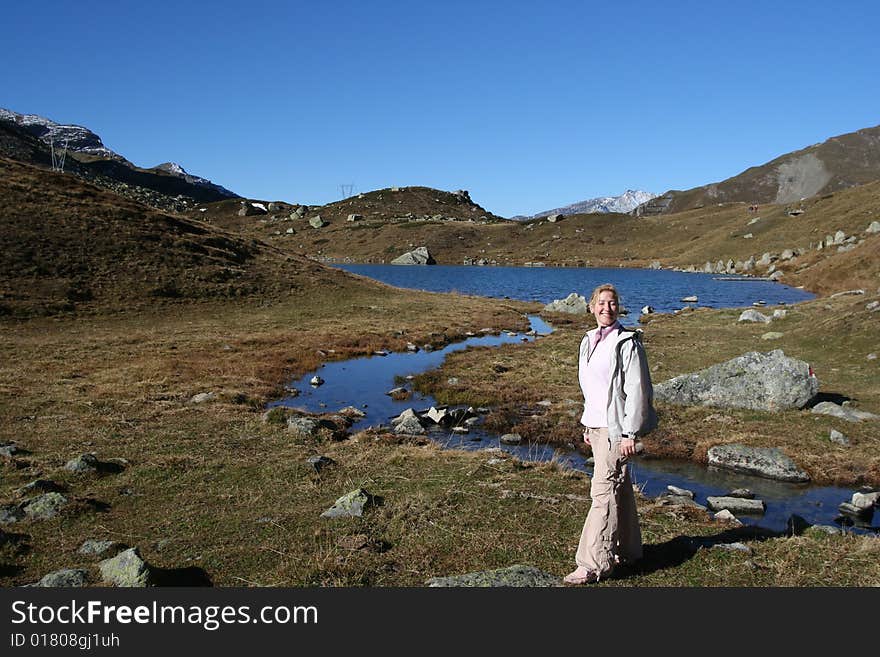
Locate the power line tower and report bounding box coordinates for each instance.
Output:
[50,139,69,172]
[339,183,354,199]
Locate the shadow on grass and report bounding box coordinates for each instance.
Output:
[615,525,785,580]
[151,566,213,587]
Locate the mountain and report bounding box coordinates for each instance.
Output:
[0,108,238,211]
[635,125,880,215]
[513,190,656,220]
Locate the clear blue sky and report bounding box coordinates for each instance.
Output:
[4,0,879,217]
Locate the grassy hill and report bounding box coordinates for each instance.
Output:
[640,125,880,214]
[0,157,380,317]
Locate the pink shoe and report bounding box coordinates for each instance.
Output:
[563,566,599,585]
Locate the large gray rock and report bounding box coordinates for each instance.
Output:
[309,215,327,228]
[810,401,878,422]
[79,539,122,556]
[654,350,818,411]
[543,293,589,314]
[852,491,880,510]
[391,408,425,435]
[426,564,559,587]
[320,488,381,518]
[707,444,810,482]
[30,568,89,587]
[23,493,68,520]
[390,246,435,265]
[65,453,99,473]
[99,548,154,587]
[287,416,320,436]
[738,309,771,323]
[706,496,766,514]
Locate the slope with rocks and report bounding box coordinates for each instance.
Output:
[636,125,880,215]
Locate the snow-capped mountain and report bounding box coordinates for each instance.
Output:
[0,107,126,162]
[515,189,657,220]
[154,162,214,186]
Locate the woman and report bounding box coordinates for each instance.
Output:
[563,283,657,585]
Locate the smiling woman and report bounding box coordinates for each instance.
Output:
[564,283,657,585]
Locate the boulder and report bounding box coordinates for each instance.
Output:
[739,309,771,323]
[390,247,435,265]
[189,392,215,404]
[79,539,122,556]
[99,547,154,587]
[310,376,324,386]
[866,221,880,234]
[706,496,766,514]
[713,510,741,524]
[64,453,99,473]
[320,488,382,518]
[654,350,818,411]
[500,433,522,445]
[707,444,810,482]
[346,214,363,222]
[829,429,850,446]
[851,491,880,510]
[0,441,19,457]
[309,215,327,228]
[391,408,425,435]
[543,293,589,314]
[287,416,320,437]
[23,492,68,520]
[666,485,694,498]
[306,455,336,473]
[761,332,784,340]
[810,401,878,422]
[426,564,559,587]
[772,309,788,319]
[29,568,89,588]
[680,295,698,303]
[546,214,563,223]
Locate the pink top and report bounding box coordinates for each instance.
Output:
[579,322,619,428]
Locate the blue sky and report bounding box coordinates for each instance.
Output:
[4,1,879,217]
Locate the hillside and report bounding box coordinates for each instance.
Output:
[0,157,373,317]
[637,125,880,215]
[0,111,237,212]
[198,176,880,295]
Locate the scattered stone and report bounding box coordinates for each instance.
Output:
[386,386,407,397]
[829,429,850,446]
[867,353,877,360]
[29,569,89,588]
[426,564,559,587]
[712,542,752,554]
[768,271,784,281]
[737,308,770,324]
[79,539,122,556]
[866,221,880,234]
[425,407,449,424]
[655,350,818,411]
[309,215,327,228]
[543,293,589,314]
[64,454,100,473]
[727,488,755,499]
[287,416,320,437]
[707,444,810,482]
[546,214,563,223]
[391,408,425,435]
[761,332,784,340]
[713,510,741,524]
[310,376,324,386]
[23,492,69,520]
[320,488,382,518]
[99,547,154,587]
[838,502,872,518]
[666,485,694,498]
[338,406,366,419]
[829,289,865,298]
[772,309,788,319]
[346,214,363,222]
[851,491,880,510]
[707,497,765,514]
[810,401,878,422]
[500,433,522,445]
[189,392,215,404]
[680,295,698,303]
[391,246,435,265]
[641,305,655,314]
[806,525,843,536]
[406,343,419,352]
[866,302,879,312]
[306,455,336,473]
[0,441,19,457]
[656,494,707,510]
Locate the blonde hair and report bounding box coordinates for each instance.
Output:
[588,283,620,309]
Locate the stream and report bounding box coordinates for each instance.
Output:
[270,315,877,535]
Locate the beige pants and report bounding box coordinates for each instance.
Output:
[575,427,642,576]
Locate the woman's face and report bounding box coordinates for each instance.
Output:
[592,290,619,327]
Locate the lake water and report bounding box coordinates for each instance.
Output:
[336,264,815,315]
[272,266,876,534]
